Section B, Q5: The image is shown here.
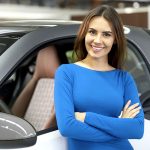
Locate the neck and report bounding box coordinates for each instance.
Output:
[82,57,112,71]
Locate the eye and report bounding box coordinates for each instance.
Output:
[88,29,96,35]
[103,32,112,37]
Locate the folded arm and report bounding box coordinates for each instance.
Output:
[82,73,144,139]
[84,111,144,139]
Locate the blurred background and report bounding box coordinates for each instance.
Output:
[0,0,150,28]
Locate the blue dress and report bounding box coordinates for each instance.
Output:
[54,64,144,150]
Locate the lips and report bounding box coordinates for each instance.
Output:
[92,45,104,52]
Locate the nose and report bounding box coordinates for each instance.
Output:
[94,34,102,44]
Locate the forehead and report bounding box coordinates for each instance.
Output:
[88,16,113,32]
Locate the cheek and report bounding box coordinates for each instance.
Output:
[85,36,89,45]
[106,39,115,47]
[85,35,90,48]
[85,36,92,52]
[85,34,93,43]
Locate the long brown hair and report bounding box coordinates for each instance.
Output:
[73,5,127,69]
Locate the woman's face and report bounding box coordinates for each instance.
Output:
[85,16,115,61]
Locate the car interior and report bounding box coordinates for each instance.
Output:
[0,39,74,132]
[0,38,150,134]
[9,46,59,131]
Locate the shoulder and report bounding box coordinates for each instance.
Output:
[117,69,132,78]
[122,70,133,80]
[118,70,135,85]
[55,64,75,78]
[56,64,74,73]
[115,69,134,83]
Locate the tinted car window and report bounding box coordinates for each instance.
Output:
[0,36,20,56]
[125,43,150,97]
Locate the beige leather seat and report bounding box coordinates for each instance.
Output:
[11,46,59,131]
[24,78,54,131]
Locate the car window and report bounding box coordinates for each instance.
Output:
[0,35,23,56]
[124,43,150,97]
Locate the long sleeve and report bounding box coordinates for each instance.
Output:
[84,72,144,139]
[54,65,117,142]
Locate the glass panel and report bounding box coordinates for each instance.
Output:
[125,44,150,97]
[0,37,18,56]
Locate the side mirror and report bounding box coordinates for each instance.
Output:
[0,112,37,149]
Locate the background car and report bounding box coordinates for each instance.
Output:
[0,20,150,150]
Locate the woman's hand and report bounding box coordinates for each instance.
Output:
[121,100,141,118]
[75,112,86,122]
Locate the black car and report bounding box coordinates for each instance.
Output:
[0,20,150,150]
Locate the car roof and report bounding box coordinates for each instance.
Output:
[0,20,81,34]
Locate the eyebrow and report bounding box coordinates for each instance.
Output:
[88,28,113,34]
[102,31,113,34]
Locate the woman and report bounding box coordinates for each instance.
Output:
[54,5,144,150]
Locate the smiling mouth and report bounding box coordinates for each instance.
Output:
[92,45,104,52]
